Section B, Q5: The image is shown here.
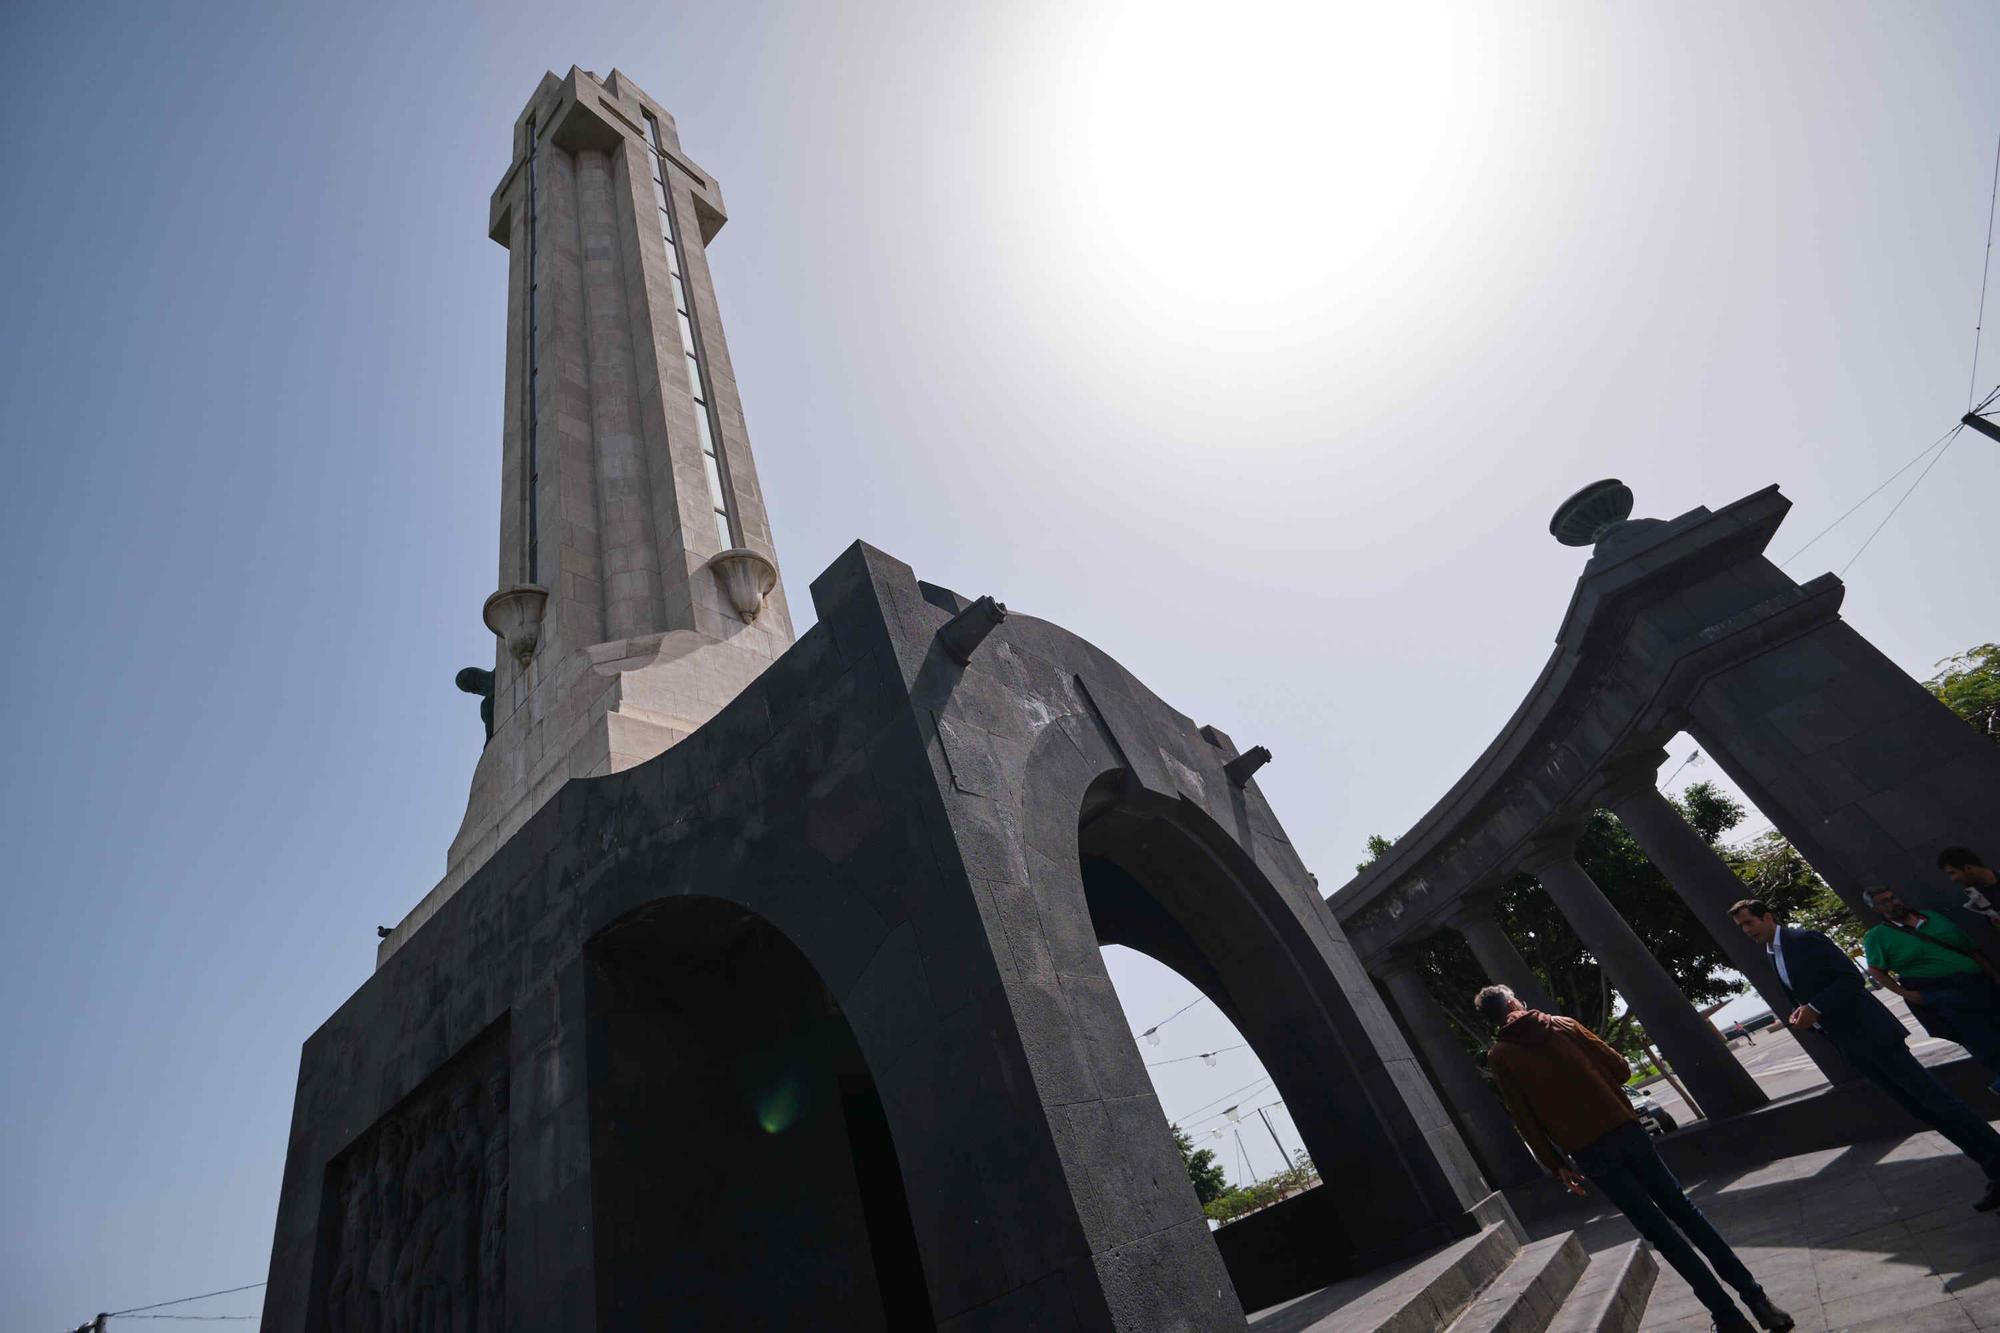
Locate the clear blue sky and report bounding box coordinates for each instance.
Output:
[4,2,1998,1326]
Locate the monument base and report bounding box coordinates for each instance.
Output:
[381,625,780,965]
[271,542,1487,1331]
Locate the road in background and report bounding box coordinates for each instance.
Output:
[1644,990,1980,1129]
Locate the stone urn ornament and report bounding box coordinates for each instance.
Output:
[705,548,779,624]
[1549,479,1636,547]
[482,584,549,664]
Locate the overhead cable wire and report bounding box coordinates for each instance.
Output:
[105,1286,266,1319]
[1747,125,2000,575]
[1182,1082,1280,1131]
[1145,1042,1249,1068]
[1133,994,1208,1045]
[1968,129,2000,412]
[1177,1077,1273,1125]
[1839,423,1966,576]
[1169,1075,1274,1127]
[113,1304,258,1320]
[1975,379,2000,418]
[1207,1095,1288,1126]
[1777,422,1961,568]
[1190,1095,1292,1138]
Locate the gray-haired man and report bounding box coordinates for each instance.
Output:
[1479,984,1792,1333]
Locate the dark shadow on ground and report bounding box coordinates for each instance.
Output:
[1516,1129,2000,1330]
[1254,1124,2000,1332]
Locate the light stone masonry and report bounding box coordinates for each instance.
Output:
[380,67,795,965]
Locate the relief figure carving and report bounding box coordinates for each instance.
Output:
[316,1032,508,1332]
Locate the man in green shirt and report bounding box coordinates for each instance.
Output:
[1864,887,2000,1093]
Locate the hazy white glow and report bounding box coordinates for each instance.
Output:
[982,1,1571,452]
[1066,3,1462,308]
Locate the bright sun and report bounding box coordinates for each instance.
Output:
[1060,3,1466,311]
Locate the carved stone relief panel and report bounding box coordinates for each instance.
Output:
[315,1023,508,1333]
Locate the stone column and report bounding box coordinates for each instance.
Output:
[1445,892,1562,1016]
[1685,615,2000,906]
[1521,840,1768,1118]
[1680,719,1876,916]
[1376,954,1543,1188]
[538,143,608,650]
[576,147,667,642]
[1600,767,1856,1086]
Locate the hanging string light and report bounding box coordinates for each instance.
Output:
[1134,995,1209,1046]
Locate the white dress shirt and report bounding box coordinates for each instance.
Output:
[1766,931,1791,990]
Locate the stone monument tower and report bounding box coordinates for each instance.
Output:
[265,67,1500,1332]
[383,68,791,959]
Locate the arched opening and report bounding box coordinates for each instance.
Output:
[583,897,932,1330]
[1075,774,1437,1311]
[1100,946,1316,1200]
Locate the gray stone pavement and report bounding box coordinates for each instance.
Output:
[1522,1122,2000,1330]
[1649,990,1952,1120]
[1646,991,1962,1128]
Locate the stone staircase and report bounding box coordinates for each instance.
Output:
[1247,1222,1657,1333]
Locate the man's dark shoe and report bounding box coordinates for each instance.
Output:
[1976,1180,2000,1212]
[1744,1288,1795,1331]
[1712,1314,1756,1333]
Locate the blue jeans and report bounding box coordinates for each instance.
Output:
[1572,1121,1759,1321]
[1841,1034,2000,1176]
[1906,976,2000,1076]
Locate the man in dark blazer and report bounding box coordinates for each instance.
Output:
[1731,899,2000,1211]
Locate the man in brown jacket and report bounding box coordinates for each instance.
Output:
[1478,985,1792,1333]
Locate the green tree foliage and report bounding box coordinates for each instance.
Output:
[1170,1123,1229,1206]
[1357,833,1397,873]
[1675,780,1740,844]
[1360,779,1858,1061]
[1203,1150,1321,1226]
[1926,643,2000,745]
[1722,828,1863,951]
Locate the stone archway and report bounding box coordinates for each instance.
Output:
[584,896,932,1330]
[1007,703,1490,1312]
[1076,775,1418,1234]
[265,541,1492,1333]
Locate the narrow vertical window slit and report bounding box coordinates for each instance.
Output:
[644,110,737,549]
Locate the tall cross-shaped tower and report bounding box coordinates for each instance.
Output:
[387,68,792,958]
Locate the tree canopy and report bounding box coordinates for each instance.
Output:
[1170,1123,1229,1206]
[1356,833,1398,874]
[1201,1149,1320,1226]
[1926,642,2000,745]
[1725,827,1861,953]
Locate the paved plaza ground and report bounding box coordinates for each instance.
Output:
[1640,991,1961,1129]
[1523,1117,2000,1330]
[1508,997,2000,1330]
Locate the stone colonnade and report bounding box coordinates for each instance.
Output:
[1338,480,2000,1186]
[1366,750,1858,1187]
[1599,767,1854,1085]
